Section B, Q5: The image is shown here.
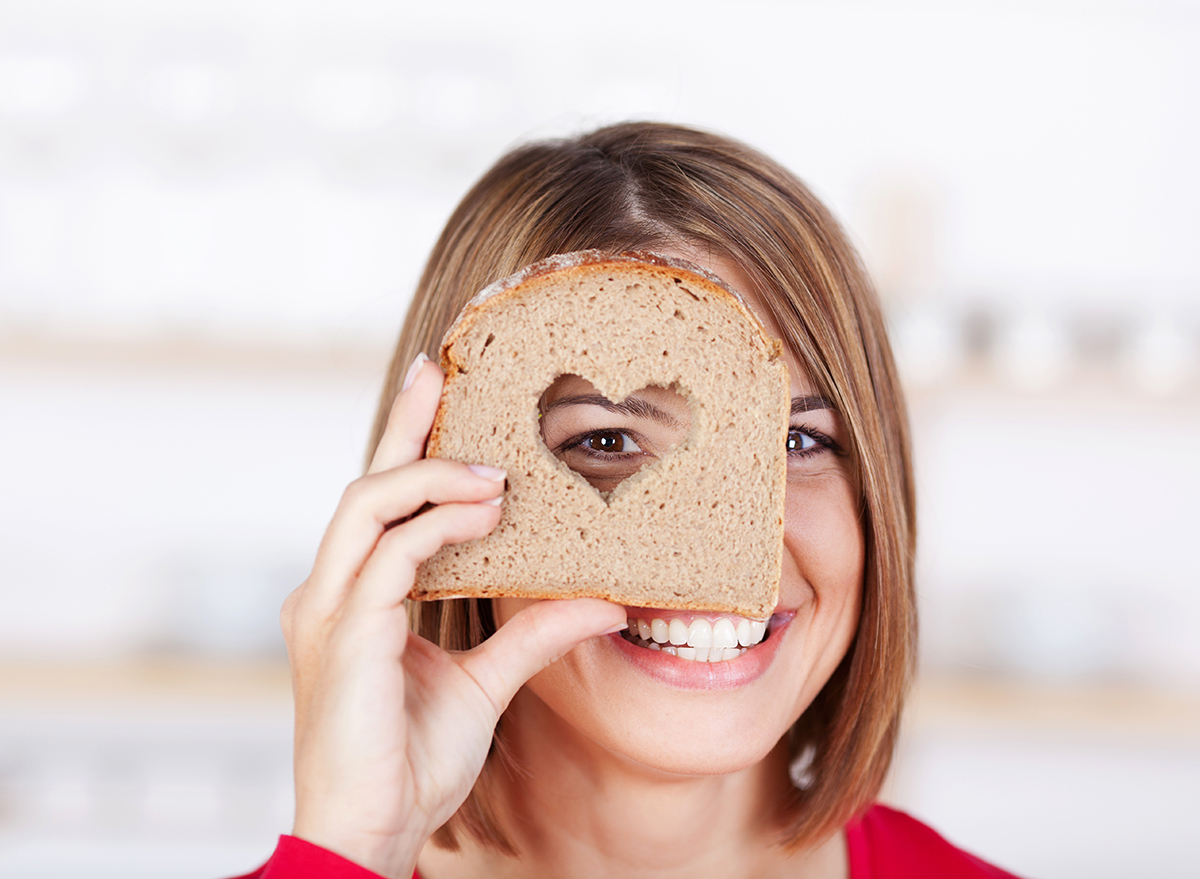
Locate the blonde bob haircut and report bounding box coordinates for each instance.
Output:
[367,122,916,854]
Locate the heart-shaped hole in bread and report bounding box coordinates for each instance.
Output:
[537,374,692,500]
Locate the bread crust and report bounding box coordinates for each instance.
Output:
[416,251,789,618]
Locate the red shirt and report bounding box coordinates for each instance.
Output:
[232,804,1022,879]
[845,804,1022,878]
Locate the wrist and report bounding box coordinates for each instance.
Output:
[290,823,425,879]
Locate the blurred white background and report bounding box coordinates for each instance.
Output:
[1,0,1197,876]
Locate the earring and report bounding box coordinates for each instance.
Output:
[789,743,817,790]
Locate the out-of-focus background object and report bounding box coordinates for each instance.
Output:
[1,1,1197,876]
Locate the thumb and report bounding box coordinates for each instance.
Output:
[458,598,627,715]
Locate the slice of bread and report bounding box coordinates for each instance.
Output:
[412,251,789,618]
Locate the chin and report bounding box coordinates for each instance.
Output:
[607,716,788,778]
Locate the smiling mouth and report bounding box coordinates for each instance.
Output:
[620,612,774,663]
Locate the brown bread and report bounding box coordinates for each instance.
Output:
[413,251,789,618]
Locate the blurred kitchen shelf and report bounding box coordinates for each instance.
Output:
[0,658,292,710]
[906,673,1200,743]
[1,659,1197,741]
[904,359,1200,408]
[5,323,1197,409]
[0,325,392,379]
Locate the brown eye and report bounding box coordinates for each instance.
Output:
[786,429,817,453]
[585,431,640,453]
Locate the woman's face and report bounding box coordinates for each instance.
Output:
[495,249,863,778]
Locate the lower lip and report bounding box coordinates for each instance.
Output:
[607,613,795,690]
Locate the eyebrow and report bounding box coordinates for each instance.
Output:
[542,394,685,428]
[791,395,836,414]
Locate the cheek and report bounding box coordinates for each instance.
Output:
[781,474,864,622]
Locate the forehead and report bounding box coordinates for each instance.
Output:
[541,373,687,407]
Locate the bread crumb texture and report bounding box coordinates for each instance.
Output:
[416,252,789,618]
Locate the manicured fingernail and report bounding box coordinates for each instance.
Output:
[604,620,629,634]
[481,494,504,506]
[401,352,429,392]
[467,464,507,481]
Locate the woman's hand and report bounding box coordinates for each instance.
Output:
[282,354,628,878]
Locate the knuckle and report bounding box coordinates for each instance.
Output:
[279,590,300,639]
[279,581,336,644]
[339,475,373,509]
[376,521,426,567]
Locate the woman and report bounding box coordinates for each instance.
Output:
[237,123,1019,878]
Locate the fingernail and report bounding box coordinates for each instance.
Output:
[468,464,507,481]
[604,620,629,634]
[401,352,430,392]
[481,494,504,506]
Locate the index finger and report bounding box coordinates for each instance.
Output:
[368,353,444,474]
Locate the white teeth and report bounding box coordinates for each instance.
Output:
[685,619,712,648]
[712,618,738,649]
[623,613,767,663]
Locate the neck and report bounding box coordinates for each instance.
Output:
[421,689,846,879]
